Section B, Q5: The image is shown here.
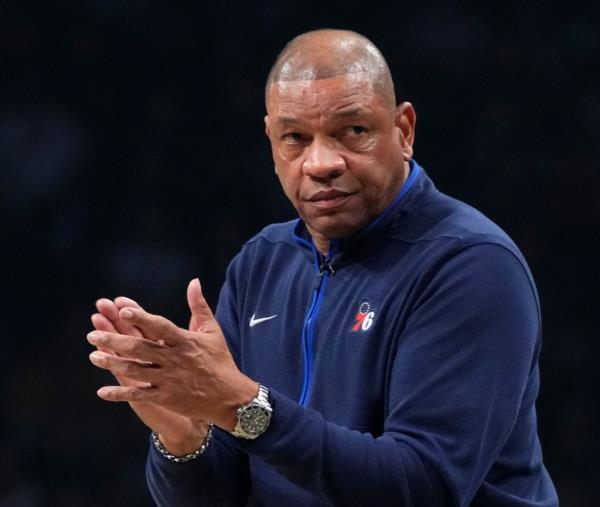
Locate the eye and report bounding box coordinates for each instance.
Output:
[282,132,304,144]
[343,126,367,137]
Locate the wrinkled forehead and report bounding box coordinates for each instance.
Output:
[266,74,380,112]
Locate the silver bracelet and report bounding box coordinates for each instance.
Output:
[151,424,214,463]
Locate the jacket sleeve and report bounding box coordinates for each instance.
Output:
[233,243,542,506]
[146,253,252,506]
[146,428,250,506]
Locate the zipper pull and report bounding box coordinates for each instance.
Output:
[318,255,335,276]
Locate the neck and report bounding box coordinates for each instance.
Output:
[307,226,330,255]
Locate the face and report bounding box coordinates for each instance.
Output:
[265,75,415,244]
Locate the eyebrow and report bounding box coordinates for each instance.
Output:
[277,116,301,125]
[332,107,366,118]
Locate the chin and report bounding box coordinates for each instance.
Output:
[309,215,364,240]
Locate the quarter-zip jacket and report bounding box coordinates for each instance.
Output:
[147,161,558,507]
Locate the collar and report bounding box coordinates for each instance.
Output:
[292,159,424,272]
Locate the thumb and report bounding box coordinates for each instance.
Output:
[187,278,215,332]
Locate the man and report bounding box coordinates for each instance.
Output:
[88,29,558,506]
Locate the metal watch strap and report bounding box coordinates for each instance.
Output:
[256,384,270,405]
[151,423,214,463]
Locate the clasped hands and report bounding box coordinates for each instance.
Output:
[88,278,258,455]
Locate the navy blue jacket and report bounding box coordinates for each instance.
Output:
[147,161,558,506]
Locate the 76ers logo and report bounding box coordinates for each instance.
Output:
[351,299,375,332]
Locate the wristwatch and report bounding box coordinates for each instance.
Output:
[230,384,272,439]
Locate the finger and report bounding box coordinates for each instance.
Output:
[119,307,185,345]
[91,313,117,333]
[87,331,165,363]
[96,298,120,322]
[114,296,143,310]
[97,384,157,403]
[88,325,148,386]
[90,314,122,356]
[96,297,144,338]
[111,297,145,337]
[187,278,215,332]
[89,351,161,383]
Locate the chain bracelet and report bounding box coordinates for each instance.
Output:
[151,424,214,463]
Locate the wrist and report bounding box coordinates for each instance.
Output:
[153,423,214,463]
[158,420,211,456]
[216,375,260,431]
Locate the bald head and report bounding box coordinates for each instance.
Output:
[266,29,396,108]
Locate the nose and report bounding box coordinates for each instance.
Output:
[302,137,346,179]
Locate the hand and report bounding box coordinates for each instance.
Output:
[88,279,258,432]
[90,287,207,454]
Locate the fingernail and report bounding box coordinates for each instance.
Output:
[89,351,104,364]
[97,387,110,398]
[121,308,134,319]
[87,332,100,344]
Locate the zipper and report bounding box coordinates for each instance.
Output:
[298,254,333,406]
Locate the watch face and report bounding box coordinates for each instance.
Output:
[240,406,270,436]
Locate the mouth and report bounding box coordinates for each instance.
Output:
[307,189,354,210]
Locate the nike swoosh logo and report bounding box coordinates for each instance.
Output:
[249,313,278,327]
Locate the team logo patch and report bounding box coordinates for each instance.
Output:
[351,299,375,332]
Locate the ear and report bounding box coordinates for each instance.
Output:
[395,102,416,161]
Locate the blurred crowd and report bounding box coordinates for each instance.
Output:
[0,2,597,505]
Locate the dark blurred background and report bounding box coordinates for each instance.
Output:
[1,1,598,505]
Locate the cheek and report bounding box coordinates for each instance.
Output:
[275,168,301,203]
[352,160,394,199]
[272,151,293,192]
[278,144,304,162]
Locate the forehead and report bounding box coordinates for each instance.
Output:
[266,75,385,122]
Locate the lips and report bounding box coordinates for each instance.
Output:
[307,189,353,210]
[309,189,350,201]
